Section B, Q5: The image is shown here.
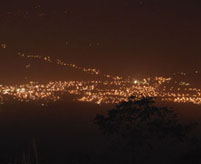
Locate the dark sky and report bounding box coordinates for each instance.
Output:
[0,0,201,81]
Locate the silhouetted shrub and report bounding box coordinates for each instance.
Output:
[95,96,195,164]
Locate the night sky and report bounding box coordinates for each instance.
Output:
[0,0,201,80]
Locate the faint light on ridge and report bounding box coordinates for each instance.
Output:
[1,43,6,49]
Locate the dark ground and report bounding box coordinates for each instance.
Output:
[0,96,201,164]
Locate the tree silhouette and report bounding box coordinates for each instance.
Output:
[94,96,194,164]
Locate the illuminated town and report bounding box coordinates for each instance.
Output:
[1,1,201,164]
[0,53,200,106]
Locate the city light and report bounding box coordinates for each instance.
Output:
[0,54,200,106]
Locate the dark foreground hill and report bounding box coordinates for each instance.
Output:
[0,96,200,164]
